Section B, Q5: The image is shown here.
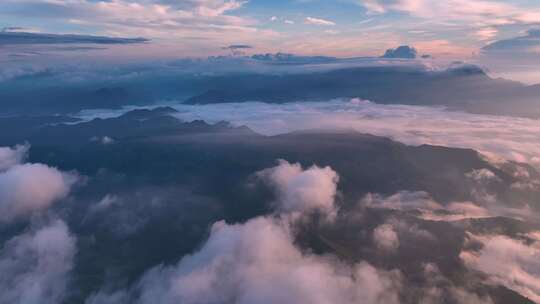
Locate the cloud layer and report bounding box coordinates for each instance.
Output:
[362,185,533,223]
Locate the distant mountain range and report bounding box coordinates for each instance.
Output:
[1,63,539,118]
[184,65,540,118]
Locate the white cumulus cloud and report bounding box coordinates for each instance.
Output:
[257,160,339,219]
[0,219,76,304]
[86,161,401,304]
[373,223,399,252]
[87,216,401,304]
[0,145,78,223]
[0,143,28,171]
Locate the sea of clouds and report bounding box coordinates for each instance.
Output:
[79,98,540,169]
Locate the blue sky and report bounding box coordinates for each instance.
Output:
[0,0,540,60]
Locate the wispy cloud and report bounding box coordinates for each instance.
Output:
[460,232,540,302]
[221,44,253,55]
[0,31,148,45]
[0,0,277,54]
[483,29,540,52]
[360,0,540,26]
[358,0,540,51]
[305,17,336,26]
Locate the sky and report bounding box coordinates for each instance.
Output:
[1,0,540,82]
